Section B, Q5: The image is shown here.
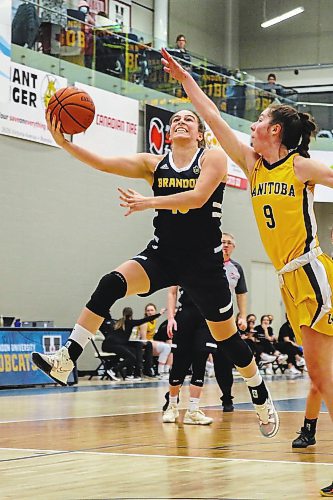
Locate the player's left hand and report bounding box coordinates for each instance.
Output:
[118,188,152,216]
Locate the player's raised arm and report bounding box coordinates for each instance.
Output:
[46,112,158,183]
[294,156,333,188]
[161,48,257,175]
[119,149,227,216]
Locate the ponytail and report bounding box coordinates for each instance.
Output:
[269,105,318,158]
[297,112,317,158]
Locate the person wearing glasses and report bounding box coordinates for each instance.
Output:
[212,232,248,412]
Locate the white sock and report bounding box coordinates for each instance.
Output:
[169,395,178,405]
[164,365,170,373]
[244,368,263,387]
[158,364,164,375]
[189,397,200,412]
[69,323,92,349]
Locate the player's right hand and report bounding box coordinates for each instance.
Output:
[167,317,177,338]
[45,111,67,147]
[161,48,187,82]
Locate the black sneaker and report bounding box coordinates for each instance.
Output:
[320,482,333,497]
[292,428,316,448]
[223,402,234,412]
[162,391,180,412]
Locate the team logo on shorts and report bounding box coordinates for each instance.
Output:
[193,165,200,174]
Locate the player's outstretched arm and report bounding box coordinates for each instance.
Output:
[119,149,227,215]
[46,112,158,182]
[294,156,333,187]
[161,48,257,175]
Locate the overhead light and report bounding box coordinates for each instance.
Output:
[261,7,304,28]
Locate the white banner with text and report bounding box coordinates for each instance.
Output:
[0,62,67,146]
[72,82,139,156]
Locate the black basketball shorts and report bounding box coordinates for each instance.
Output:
[131,241,233,322]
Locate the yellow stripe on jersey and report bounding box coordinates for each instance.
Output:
[250,151,319,270]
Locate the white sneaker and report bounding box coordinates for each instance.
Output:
[277,354,288,363]
[286,366,301,375]
[254,389,279,438]
[183,409,213,425]
[162,404,179,423]
[261,353,276,363]
[31,346,74,386]
[296,357,305,367]
[107,368,120,381]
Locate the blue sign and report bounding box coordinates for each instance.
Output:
[0,328,76,386]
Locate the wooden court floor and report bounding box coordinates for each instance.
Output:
[0,374,332,499]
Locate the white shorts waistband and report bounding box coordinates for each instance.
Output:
[277,246,323,287]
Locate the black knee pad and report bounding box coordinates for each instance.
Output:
[218,332,253,368]
[86,271,127,318]
[169,376,185,387]
[190,376,204,388]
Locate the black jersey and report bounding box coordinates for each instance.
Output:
[178,287,196,309]
[151,148,226,251]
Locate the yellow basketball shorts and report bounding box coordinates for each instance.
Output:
[281,253,333,344]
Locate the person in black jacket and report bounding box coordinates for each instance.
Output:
[100,307,160,380]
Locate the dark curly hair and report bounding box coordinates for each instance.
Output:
[268,104,318,158]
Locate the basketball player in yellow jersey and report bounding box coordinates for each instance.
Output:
[158,50,333,497]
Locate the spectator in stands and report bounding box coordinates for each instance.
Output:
[242,314,276,373]
[40,0,67,56]
[136,37,150,86]
[265,72,297,101]
[277,316,307,375]
[100,307,158,380]
[77,0,95,69]
[244,314,257,341]
[138,303,171,377]
[226,69,246,118]
[172,35,199,86]
[255,315,288,374]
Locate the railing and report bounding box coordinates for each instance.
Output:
[11,0,332,130]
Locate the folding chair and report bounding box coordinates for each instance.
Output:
[88,337,119,380]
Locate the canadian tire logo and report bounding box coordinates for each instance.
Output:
[149,117,164,154]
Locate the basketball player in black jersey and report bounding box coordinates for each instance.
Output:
[32,109,278,438]
[162,285,216,425]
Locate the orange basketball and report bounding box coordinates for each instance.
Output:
[47,87,95,135]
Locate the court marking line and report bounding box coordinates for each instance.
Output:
[0,396,323,424]
[0,447,333,467]
[0,407,328,424]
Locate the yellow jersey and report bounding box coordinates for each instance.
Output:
[146,319,157,341]
[250,151,319,270]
